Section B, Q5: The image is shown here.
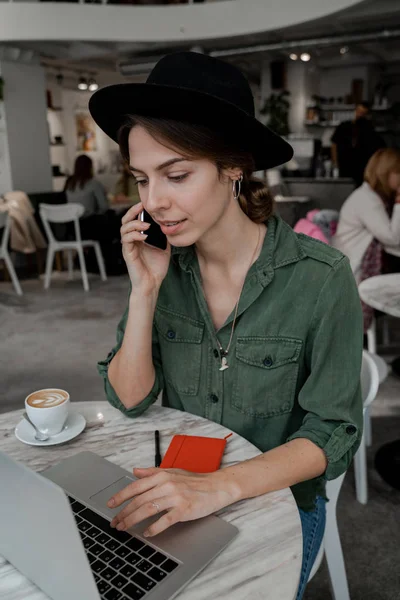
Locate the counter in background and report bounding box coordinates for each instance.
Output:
[284,177,355,211]
[274,177,355,228]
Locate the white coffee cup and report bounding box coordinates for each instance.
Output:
[25,388,70,436]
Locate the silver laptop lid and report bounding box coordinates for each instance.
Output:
[0,450,99,600]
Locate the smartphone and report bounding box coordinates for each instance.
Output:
[139,209,168,251]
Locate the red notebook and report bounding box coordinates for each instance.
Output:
[160,433,232,473]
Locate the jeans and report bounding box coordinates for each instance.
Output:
[296,496,327,600]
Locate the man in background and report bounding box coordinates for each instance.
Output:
[331,102,385,186]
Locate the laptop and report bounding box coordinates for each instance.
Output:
[0,450,238,600]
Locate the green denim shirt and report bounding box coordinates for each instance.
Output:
[98,216,364,511]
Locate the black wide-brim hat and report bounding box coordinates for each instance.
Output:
[89,52,293,171]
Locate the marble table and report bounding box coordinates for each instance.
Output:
[359,274,400,319]
[0,402,302,600]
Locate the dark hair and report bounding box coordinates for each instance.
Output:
[118,115,274,224]
[65,155,94,191]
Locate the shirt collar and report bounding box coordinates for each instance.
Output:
[171,215,306,282]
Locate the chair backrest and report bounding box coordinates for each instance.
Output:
[361,350,380,409]
[325,351,379,507]
[39,203,84,245]
[0,210,11,254]
[39,203,84,223]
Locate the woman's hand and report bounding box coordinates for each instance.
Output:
[107,467,239,538]
[120,202,171,296]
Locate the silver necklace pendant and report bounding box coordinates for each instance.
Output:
[219,356,229,371]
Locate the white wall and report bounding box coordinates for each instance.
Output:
[0,0,367,44]
[1,60,52,193]
[319,66,369,101]
[47,83,120,191]
[287,62,320,134]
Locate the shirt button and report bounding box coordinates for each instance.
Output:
[213,349,219,358]
[346,425,357,435]
[167,330,176,340]
[263,356,273,367]
[210,394,219,404]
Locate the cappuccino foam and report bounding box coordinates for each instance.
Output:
[27,389,68,409]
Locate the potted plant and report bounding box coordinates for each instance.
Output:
[260,90,291,136]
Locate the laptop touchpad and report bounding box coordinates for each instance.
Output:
[90,476,135,517]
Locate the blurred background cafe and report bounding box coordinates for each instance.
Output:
[0,0,400,599]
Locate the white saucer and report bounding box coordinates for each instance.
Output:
[15,412,86,447]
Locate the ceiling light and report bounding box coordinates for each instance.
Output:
[88,78,98,92]
[340,46,349,55]
[78,76,88,91]
[289,53,298,61]
[300,53,311,62]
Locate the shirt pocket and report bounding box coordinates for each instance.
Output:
[232,336,302,418]
[154,308,204,396]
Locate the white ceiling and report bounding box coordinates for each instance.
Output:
[3,0,400,84]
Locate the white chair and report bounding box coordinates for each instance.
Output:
[363,352,388,448]
[266,169,309,204]
[39,203,107,292]
[0,211,23,295]
[353,351,379,504]
[308,351,379,598]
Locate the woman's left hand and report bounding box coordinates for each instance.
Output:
[107,467,238,538]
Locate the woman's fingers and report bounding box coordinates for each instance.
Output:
[121,230,148,245]
[120,220,150,236]
[121,202,143,225]
[143,508,181,538]
[108,471,165,509]
[110,483,173,526]
[113,495,174,532]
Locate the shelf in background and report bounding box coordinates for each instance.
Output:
[307,105,391,112]
[304,121,337,127]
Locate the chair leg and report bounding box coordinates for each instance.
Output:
[67,250,74,280]
[364,406,372,448]
[354,433,368,505]
[44,246,55,289]
[367,319,377,354]
[93,243,107,281]
[3,252,23,296]
[76,245,89,291]
[324,509,351,600]
[382,316,390,346]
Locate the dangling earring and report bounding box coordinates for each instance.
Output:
[232,175,243,200]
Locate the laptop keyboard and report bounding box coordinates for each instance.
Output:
[68,496,179,600]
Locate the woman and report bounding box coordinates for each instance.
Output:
[64,154,120,269]
[333,149,400,330]
[65,154,109,219]
[90,52,363,599]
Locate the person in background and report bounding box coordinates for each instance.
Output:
[333,148,400,330]
[64,154,120,271]
[113,162,141,206]
[64,155,109,221]
[331,102,385,186]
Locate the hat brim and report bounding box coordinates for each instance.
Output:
[89,83,293,171]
